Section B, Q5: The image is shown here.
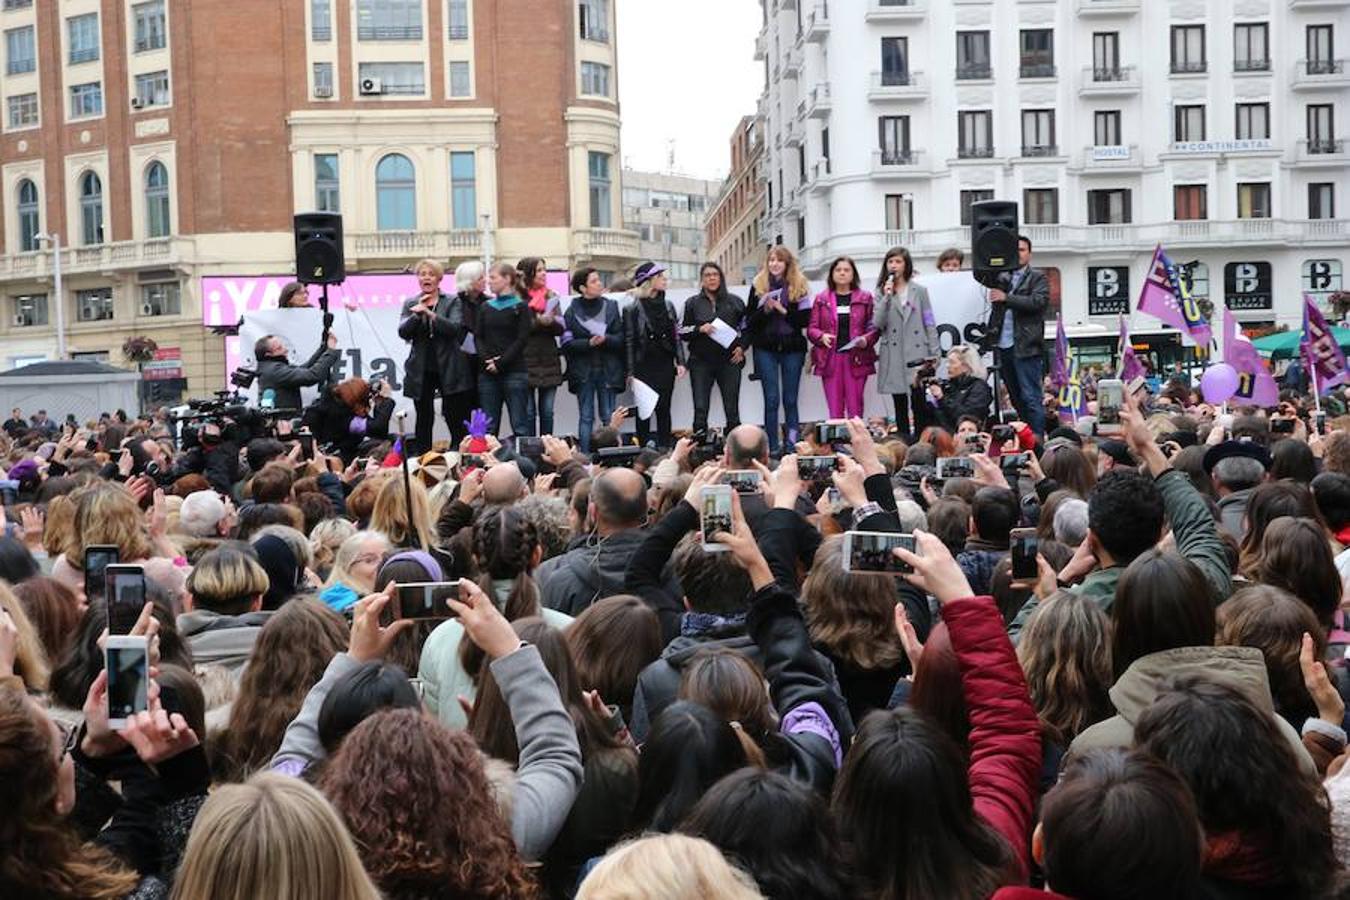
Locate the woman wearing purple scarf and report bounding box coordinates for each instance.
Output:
[745,247,812,452]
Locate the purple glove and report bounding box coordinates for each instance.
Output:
[348,417,368,436]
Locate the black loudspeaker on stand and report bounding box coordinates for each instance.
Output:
[294,212,346,341]
[971,200,1019,289]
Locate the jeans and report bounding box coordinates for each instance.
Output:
[479,370,531,437]
[576,376,617,453]
[526,386,557,437]
[1000,351,1046,436]
[753,348,805,451]
[689,358,741,435]
[413,389,474,453]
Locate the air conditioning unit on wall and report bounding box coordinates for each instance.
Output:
[358,77,383,96]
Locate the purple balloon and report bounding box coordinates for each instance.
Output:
[1200,363,1240,404]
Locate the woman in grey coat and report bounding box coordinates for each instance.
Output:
[874,247,939,440]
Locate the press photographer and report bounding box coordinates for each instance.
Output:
[302,376,395,464]
[927,345,994,431]
[254,331,341,411]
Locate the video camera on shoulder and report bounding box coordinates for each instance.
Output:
[690,428,725,468]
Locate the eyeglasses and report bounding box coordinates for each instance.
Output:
[352,554,384,567]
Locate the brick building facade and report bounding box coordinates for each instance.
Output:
[705,114,766,286]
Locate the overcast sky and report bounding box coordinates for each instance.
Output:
[617,1,763,183]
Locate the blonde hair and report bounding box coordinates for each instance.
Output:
[948,344,987,380]
[1015,590,1113,746]
[577,834,765,900]
[170,773,381,900]
[43,494,76,556]
[414,258,446,281]
[186,546,270,616]
[0,583,50,691]
[324,530,390,595]
[370,476,435,551]
[69,483,152,563]
[309,518,357,580]
[751,245,810,302]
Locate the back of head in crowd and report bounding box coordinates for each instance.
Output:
[1087,471,1165,568]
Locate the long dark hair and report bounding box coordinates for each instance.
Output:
[633,701,749,833]
[1237,480,1320,565]
[831,707,1017,900]
[876,246,914,292]
[1110,549,1215,679]
[516,257,546,297]
[1247,516,1341,628]
[1135,675,1338,898]
[699,261,730,302]
[566,595,662,724]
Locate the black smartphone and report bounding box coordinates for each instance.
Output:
[1001,453,1029,475]
[722,470,763,494]
[1010,528,1039,580]
[515,436,544,460]
[990,424,1015,445]
[395,582,460,621]
[463,454,485,470]
[84,545,120,610]
[105,564,146,635]
[1316,411,1327,435]
[843,531,917,575]
[622,407,637,419]
[0,479,17,506]
[298,430,315,459]
[815,421,851,445]
[936,457,974,480]
[1272,418,1296,434]
[797,455,839,483]
[597,446,642,468]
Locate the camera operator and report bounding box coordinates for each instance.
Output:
[927,345,994,432]
[254,332,341,411]
[304,376,395,464]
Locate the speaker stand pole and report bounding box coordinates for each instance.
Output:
[319,283,334,343]
[990,347,1005,425]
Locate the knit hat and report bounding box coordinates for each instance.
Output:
[254,534,305,610]
[380,550,444,583]
[633,261,666,286]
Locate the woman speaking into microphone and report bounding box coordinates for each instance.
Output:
[398,258,475,451]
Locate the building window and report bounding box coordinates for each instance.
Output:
[1021,109,1056,156]
[7,92,37,129]
[1310,182,1335,220]
[358,62,425,95]
[313,62,334,98]
[579,0,609,42]
[1174,184,1208,220]
[70,82,103,118]
[1174,105,1205,142]
[1237,182,1271,219]
[356,0,422,40]
[588,151,612,228]
[448,0,469,39]
[1234,103,1269,140]
[68,14,100,64]
[956,30,990,79]
[145,162,170,238]
[958,110,993,158]
[16,179,38,252]
[315,153,340,212]
[1094,110,1122,146]
[580,61,610,97]
[1307,25,1334,73]
[1234,23,1269,71]
[960,190,994,226]
[1,0,32,9]
[5,26,34,75]
[448,60,471,97]
[1023,189,1059,225]
[140,282,180,316]
[878,115,911,163]
[884,194,914,231]
[376,153,416,230]
[134,71,170,108]
[311,0,332,41]
[79,172,104,245]
[132,1,166,53]
[1092,32,1120,78]
[1308,104,1336,153]
[450,151,475,228]
[881,37,909,85]
[1087,189,1131,224]
[1171,25,1205,73]
[13,294,47,327]
[1019,29,1054,78]
[76,288,114,322]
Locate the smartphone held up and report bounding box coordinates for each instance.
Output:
[105,635,150,729]
[842,531,918,576]
[699,484,734,552]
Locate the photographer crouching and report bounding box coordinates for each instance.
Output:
[303,376,395,464]
[254,331,341,410]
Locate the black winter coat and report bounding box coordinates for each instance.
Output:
[933,373,994,429]
[256,344,340,412]
[398,292,475,400]
[623,294,685,376]
[305,390,394,463]
[681,291,747,366]
[562,296,626,392]
[983,265,1050,359]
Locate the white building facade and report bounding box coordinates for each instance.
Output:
[621,169,721,287]
[758,0,1350,355]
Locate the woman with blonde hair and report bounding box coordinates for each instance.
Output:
[53,481,186,599]
[578,833,764,900]
[400,257,478,451]
[320,530,390,613]
[929,344,993,431]
[369,474,435,551]
[746,245,812,451]
[1015,590,1114,755]
[309,517,356,582]
[0,583,50,692]
[172,772,381,900]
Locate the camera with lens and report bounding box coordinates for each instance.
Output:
[690,428,726,468]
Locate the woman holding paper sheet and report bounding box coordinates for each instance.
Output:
[745,246,812,452]
[562,267,625,453]
[682,262,747,435]
[397,258,476,452]
[624,261,686,448]
[518,256,566,437]
[808,256,879,419]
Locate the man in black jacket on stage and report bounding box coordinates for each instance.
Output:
[985,235,1049,436]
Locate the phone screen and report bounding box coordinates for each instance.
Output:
[1316,412,1327,435]
[1272,418,1295,434]
[1010,528,1039,580]
[815,422,851,445]
[84,546,119,608]
[722,470,763,494]
[395,582,459,621]
[106,642,149,725]
[700,486,733,550]
[516,437,544,459]
[299,432,315,459]
[797,455,838,482]
[1098,380,1124,432]
[107,566,146,635]
[937,457,974,480]
[845,531,917,575]
[0,479,17,506]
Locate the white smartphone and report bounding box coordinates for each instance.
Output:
[722,469,763,494]
[700,484,734,552]
[1098,378,1125,436]
[842,530,918,576]
[936,456,975,480]
[105,635,150,729]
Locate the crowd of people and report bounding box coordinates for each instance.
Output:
[3,239,1350,898]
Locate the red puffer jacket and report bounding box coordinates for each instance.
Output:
[943,594,1043,886]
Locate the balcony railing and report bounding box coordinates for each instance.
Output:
[1308,138,1345,155]
[1234,58,1271,72]
[0,238,190,279]
[1171,60,1207,74]
[312,25,332,41]
[357,25,422,41]
[1020,63,1056,78]
[865,0,926,19]
[69,47,99,65]
[349,230,483,258]
[804,2,829,42]
[1306,58,1345,75]
[1075,0,1141,13]
[1079,65,1140,94]
[956,64,992,80]
[958,146,995,159]
[872,149,925,173]
[573,228,641,260]
[1293,58,1350,89]
[869,70,927,98]
[1021,144,1060,158]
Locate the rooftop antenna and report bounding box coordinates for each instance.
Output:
[666,139,676,173]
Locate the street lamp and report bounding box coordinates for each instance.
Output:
[35,233,66,360]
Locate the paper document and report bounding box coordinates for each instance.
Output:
[840,335,866,351]
[461,333,476,355]
[708,318,739,349]
[581,316,608,338]
[631,378,660,420]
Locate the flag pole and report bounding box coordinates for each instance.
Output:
[1312,357,1322,413]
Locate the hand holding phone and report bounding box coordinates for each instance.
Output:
[1010,528,1039,580]
[815,421,851,445]
[1097,379,1125,436]
[700,485,734,552]
[394,582,460,621]
[843,531,917,576]
[105,635,150,729]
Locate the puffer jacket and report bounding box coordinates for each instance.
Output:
[524,291,565,388]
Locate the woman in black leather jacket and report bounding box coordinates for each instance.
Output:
[623,262,686,448]
[928,344,994,430]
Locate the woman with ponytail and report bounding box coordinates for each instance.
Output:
[418,505,573,728]
[477,263,533,438]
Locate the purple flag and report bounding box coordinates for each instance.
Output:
[1050,315,1070,390]
[1057,355,1089,423]
[1223,309,1280,407]
[1301,293,1348,393]
[1117,315,1145,383]
[1138,245,1212,346]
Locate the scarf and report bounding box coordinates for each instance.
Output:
[1203,830,1286,888]
[528,287,551,314]
[681,610,748,639]
[487,294,522,312]
[767,276,795,340]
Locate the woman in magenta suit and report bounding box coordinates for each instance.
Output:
[808,256,880,418]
